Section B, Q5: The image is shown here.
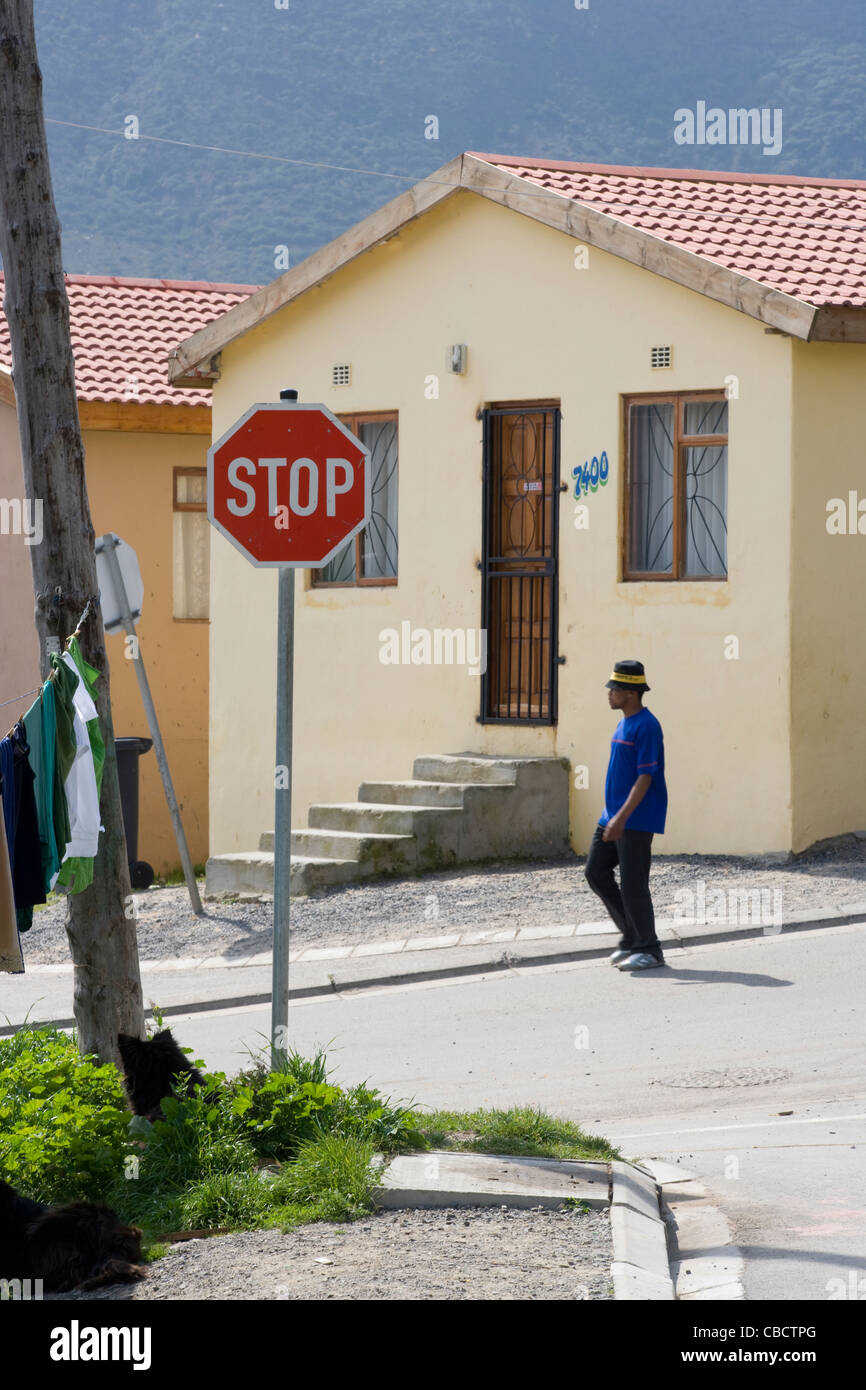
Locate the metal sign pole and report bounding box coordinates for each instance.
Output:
[207,386,369,1070]
[271,386,297,1066]
[272,565,294,1066]
[100,535,204,916]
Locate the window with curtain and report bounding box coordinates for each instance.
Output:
[314,413,398,585]
[625,394,728,580]
[173,468,210,619]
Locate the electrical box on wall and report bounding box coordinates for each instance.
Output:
[447,344,468,374]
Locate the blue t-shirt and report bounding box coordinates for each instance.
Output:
[599,706,667,834]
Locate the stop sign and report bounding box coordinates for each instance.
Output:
[207,402,371,567]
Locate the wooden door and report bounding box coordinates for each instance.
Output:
[481,405,560,723]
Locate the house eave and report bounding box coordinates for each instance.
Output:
[168,154,467,386]
[459,155,817,341]
[170,151,864,380]
[0,368,211,431]
[807,306,866,342]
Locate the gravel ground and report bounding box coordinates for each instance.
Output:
[45,1205,613,1302]
[21,837,866,967]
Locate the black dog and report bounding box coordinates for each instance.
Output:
[0,1178,146,1292]
[117,1028,207,1121]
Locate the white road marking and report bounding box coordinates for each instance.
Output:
[613,1112,866,1140]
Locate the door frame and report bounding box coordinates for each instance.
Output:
[479,400,562,726]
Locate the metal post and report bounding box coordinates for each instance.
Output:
[272,566,294,1066]
[100,536,204,915]
[271,385,298,1067]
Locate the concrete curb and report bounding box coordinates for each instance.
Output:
[9,907,863,1036]
[23,900,866,981]
[610,1160,675,1300]
[634,1159,745,1300]
[371,1150,677,1301]
[374,1151,610,1211]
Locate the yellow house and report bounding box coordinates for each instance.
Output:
[0,274,257,872]
[169,154,866,882]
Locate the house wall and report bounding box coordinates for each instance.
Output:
[0,397,42,698]
[790,341,866,851]
[209,189,794,857]
[0,411,209,873]
[85,430,209,871]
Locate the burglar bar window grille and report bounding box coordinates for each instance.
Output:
[624,392,728,580]
[314,412,398,586]
[480,405,561,725]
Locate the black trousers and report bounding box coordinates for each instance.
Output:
[584,823,663,958]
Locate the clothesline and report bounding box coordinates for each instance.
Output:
[1,609,105,972]
[0,597,97,715]
[0,687,40,712]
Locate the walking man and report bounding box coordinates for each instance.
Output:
[585,659,667,971]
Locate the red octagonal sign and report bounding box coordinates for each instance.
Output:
[207,402,371,567]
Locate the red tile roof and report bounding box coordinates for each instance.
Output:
[0,274,259,406]
[470,155,866,308]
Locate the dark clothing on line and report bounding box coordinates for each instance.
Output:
[4,724,46,913]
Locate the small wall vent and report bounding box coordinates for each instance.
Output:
[332,363,352,386]
[650,345,673,369]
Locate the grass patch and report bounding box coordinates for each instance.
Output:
[2,1027,619,1255]
[265,1134,385,1226]
[178,1171,272,1231]
[142,1242,171,1264]
[419,1104,621,1162]
[0,1028,424,1248]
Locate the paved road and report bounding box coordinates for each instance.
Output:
[160,922,866,1302]
[5,921,863,1300]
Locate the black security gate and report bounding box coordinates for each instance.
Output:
[480,405,561,724]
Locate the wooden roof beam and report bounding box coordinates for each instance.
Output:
[460,154,818,341]
[167,154,467,385]
[169,152,866,378]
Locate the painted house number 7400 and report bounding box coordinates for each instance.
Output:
[572,451,609,499]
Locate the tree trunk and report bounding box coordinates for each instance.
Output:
[0,0,144,1060]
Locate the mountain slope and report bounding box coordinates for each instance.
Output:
[30,0,866,282]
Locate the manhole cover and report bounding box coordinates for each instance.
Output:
[653,1066,792,1089]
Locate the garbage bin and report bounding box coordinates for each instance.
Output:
[115,736,154,890]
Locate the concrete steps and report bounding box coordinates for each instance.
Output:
[205,851,361,897]
[359,779,466,807]
[260,827,418,872]
[206,753,569,898]
[413,754,519,784]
